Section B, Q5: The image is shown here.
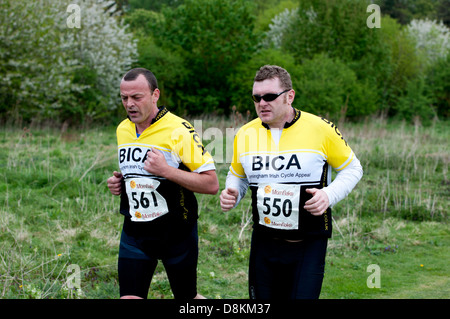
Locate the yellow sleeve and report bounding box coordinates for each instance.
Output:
[322,119,355,171]
[229,130,246,178]
[171,120,215,172]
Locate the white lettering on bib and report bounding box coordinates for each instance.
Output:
[125,177,169,222]
[256,183,300,230]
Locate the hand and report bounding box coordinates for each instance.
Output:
[304,188,329,216]
[143,148,170,177]
[219,188,239,212]
[107,171,123,195]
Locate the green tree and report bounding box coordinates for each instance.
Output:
[379,0,440,25]
[394,17,450,121]
[378,16,422,112]
[423,54,450,118]
[123,9,188,109]
[436,0,450,26]
[279,0,392,117]
[254,0,298,33]
[283,0,391,74]
[127,0,183,12]
[395,75,434,124]
[153,0,258,114]
[294,53,378,121]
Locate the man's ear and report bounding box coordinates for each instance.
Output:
[287,89,295,105]
[152,88,160,104]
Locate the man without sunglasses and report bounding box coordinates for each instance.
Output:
[107,68,218,299]
[220,65,363,299]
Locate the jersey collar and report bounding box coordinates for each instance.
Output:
[150,106,169,124]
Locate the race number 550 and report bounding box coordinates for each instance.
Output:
[261,197,293,217]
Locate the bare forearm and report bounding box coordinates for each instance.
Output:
[164,167,219,195]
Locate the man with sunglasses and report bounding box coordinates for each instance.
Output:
[220,65,363,299]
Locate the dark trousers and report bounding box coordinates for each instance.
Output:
[248,232,328,299]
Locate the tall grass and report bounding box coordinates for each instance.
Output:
[0,116,448,299]
[341,117,448,221]
[0,126,122,298]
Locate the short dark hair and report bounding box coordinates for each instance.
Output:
[123,68,158,92]
[254,65,292,90]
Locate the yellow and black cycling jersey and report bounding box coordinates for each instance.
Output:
[116,107,215,236]
[229,108,355,239]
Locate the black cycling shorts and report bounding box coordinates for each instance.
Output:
[118,222,198,299]
[248,231,328,299]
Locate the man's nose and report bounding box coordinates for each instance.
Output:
[126,98,134,108]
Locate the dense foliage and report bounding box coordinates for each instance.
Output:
[0,0,137,125]
[0,0,448,124]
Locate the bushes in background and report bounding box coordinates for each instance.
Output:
[0,0,137,125]
[0,0,448,125]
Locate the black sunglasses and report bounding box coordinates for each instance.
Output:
[252,89,290,103]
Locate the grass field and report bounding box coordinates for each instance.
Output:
[0,116,448,299]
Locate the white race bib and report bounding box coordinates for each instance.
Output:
[256,183,300,230]
[125,177,169,222]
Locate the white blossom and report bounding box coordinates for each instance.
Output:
[263,8,299,48]
[407,18,450,64]
[262,7,319,49]
[0,0,137,121]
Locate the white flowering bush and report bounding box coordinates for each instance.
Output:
[263,6,322,49]
[407,19,450,65]
[263,8,299,48]
[0,0,137,124]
